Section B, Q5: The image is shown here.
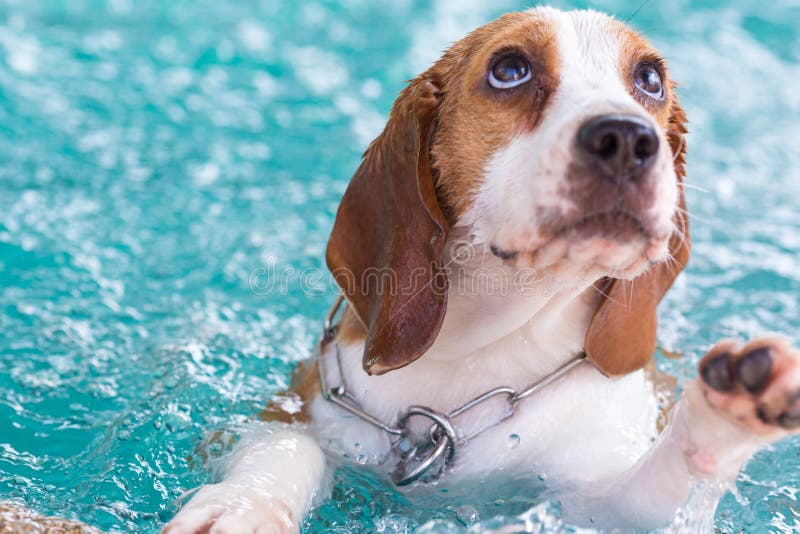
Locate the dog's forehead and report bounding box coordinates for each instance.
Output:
[556,11,621,75]
[535,8,634,82]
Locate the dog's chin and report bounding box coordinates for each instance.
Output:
[532,237,654,278]
[490,224,671,279]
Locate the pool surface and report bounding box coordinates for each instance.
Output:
[1,0,799,532]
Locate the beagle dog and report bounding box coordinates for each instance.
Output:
[165,7,800,533]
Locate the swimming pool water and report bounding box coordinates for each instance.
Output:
[0,0,798,532]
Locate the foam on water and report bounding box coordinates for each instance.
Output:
[0,0,798,532]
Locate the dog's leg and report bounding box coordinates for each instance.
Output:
[565,336,800,529]
[163,425,325,534]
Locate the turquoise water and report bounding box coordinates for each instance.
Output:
[0,0,798,531]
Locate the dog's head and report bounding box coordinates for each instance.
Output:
[327,8,690,376]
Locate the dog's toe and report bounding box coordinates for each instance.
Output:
[700,352,735,392]
[737,347,773,393]
[776,395,800,429]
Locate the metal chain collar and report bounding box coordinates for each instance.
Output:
[317,295,586,486]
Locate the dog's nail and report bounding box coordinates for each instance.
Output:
[756,404,772,425]
[701,353,734,391]
[737,347,773,393]
[778,407,800,429]
[777,392,800,429]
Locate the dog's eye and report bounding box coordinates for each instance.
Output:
[634,63,665,100]
[488,54,531,89]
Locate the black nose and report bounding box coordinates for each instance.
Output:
[577,114,659,181]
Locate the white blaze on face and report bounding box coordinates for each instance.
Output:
[460,8,678,276]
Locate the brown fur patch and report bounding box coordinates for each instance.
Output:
[258,359,320,424]
[644,358,678,433]
[259,307,364,423]
[337,305,367,345]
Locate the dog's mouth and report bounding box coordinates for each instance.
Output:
[557,208,649,241]
[489,208,662,264]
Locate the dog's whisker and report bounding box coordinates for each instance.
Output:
[680,182,710,194]
[674,205,711,224]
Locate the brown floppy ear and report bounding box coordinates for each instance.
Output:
[584,96,691,376]
[325,75,448,375]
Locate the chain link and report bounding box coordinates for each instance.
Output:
[317,294,587,485]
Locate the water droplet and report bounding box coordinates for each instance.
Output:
[538,472,548,482]
[455,504,480,526]
[118,429,131,440]
[164,413,190,433]
[507,433,520,449]
[374,513,409,533]
[355,453,367,465]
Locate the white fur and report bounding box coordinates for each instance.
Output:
[164,9,777,533]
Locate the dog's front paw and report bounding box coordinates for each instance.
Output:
[699,336,800,437]
[163,483,297,534]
